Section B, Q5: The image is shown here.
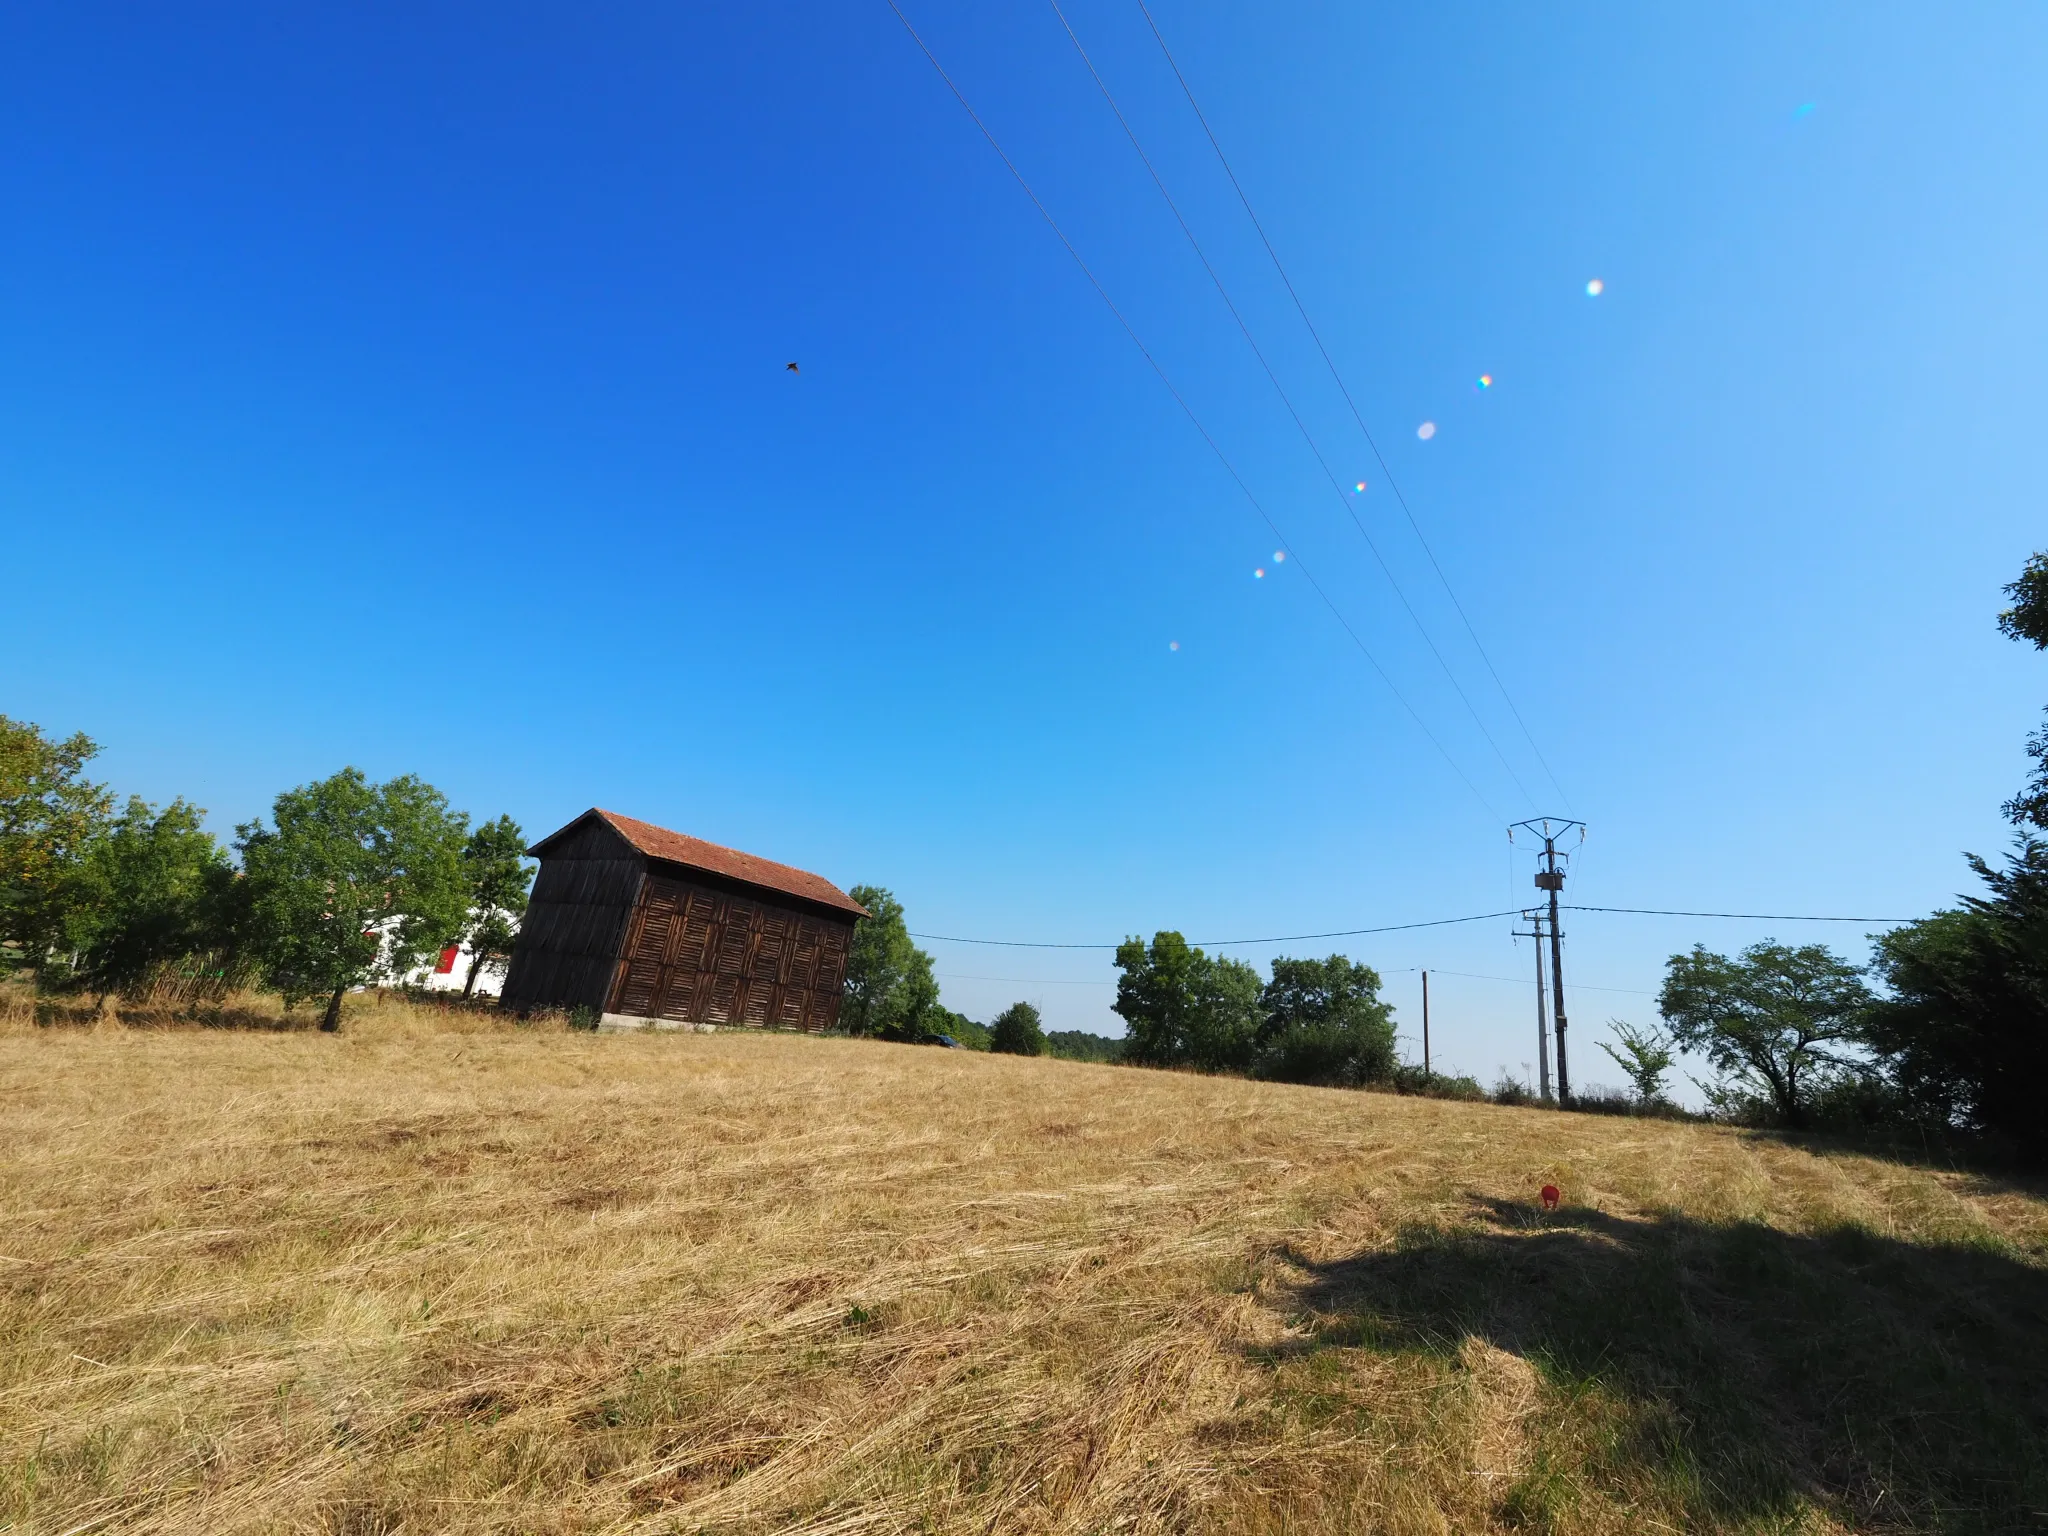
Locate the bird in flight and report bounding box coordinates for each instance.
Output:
[785,362,800,374]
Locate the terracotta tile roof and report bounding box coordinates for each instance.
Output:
[537,809,868,918]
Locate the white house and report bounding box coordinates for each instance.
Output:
[398,931,511,996]
[366,912,517,997]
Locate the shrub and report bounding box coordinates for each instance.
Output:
[1569,1084,1640,1117]
[1045,1030,1124,1064]
[1389,1064,1486,1101]
[989,1001,1046,1056]
[1596,1019,1677,1109]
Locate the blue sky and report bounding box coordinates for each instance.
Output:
[4,2,2044,1085]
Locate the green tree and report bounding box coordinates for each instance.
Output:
[1998,552,2048,649]
[237,769,470,1031]
[1254,954,1397,1086]
[1658,942,1872,1128]
[68,797,244,1007]
[456,814,533,998]
[1864,841,2048,1163]
[1113,932,1261,1073]
[1998,553,2048,828]
[0,717,113,974]
[840,884,941,1041]
[989,1000,1046,1056]
[1597,1018,1678,1108]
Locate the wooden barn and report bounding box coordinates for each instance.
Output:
[500,809,867,1031]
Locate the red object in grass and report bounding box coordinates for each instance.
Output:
[1540,1184,1561,1211]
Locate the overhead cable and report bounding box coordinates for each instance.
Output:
[1425,967,1657,996]
[1135,0,1573,811]
[1047,0,1538,810]
[910,904,1912,951]
[911,909,1526,950]
[883,0,1503,823]
[1563,905,1913,923]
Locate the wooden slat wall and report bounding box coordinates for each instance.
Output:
[500,819,646,1014]
[606,872,852,1033]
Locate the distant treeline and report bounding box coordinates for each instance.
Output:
[832,885,1418,1085]
[833,884,1438,1087]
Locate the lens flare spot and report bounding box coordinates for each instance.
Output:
[1476,374,1493,389]
[1169,640,1179,652]
[1585,278,1605,297]
[1253,567,1265,579]
[1353,481,1367,493]
[1272,550,1286,563]
[1416,421,1437,440]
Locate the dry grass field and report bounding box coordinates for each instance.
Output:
[2,990,2044,1535]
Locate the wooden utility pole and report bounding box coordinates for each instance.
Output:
[1516,910,1551,1100]
[1421,970,1431,1075]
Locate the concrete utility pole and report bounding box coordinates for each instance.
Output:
[1516,910,1551,1100]
[1511,819,1585,1108]
[1421,970,1431,1075]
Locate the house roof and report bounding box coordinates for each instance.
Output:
[532,809,869,919]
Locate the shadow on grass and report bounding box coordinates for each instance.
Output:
[1741,1124,2048,1203]
[1261,1196,2048,1533]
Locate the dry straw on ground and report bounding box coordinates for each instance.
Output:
[1,989,2043,1534]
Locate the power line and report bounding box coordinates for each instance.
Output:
[1426,967,1656,997]
[912,909,1526,950]
[937,964,1651,995]
[882,0,1504,823]
[1565,904,1913,923]
[1045,0,1539,810]
[910,903,1912,951]
[1135,0,1572,812]
[935,973,1117,986]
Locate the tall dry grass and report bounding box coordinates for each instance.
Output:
[1,988,2042,1534]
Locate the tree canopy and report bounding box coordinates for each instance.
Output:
[456,814,533,998]
[1658,942,1871,1128]
[1254,955,1397,1086]
[1113,940,1399,1084]
[840,885,941,1041]
[1597,1019,1677,1108]
[1864,840,2048,1162]
[1113,931,1262,1072]
[1999,551,2048,829]
[1998,552,2048,650]
[69,796,245,1006]
[237,768,470,1030]
[989,1000,1046,1056]
[0,716,113,971]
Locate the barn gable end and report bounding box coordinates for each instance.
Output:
[499,813,645,1016]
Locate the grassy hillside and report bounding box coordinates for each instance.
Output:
[1,995,2043,1534]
